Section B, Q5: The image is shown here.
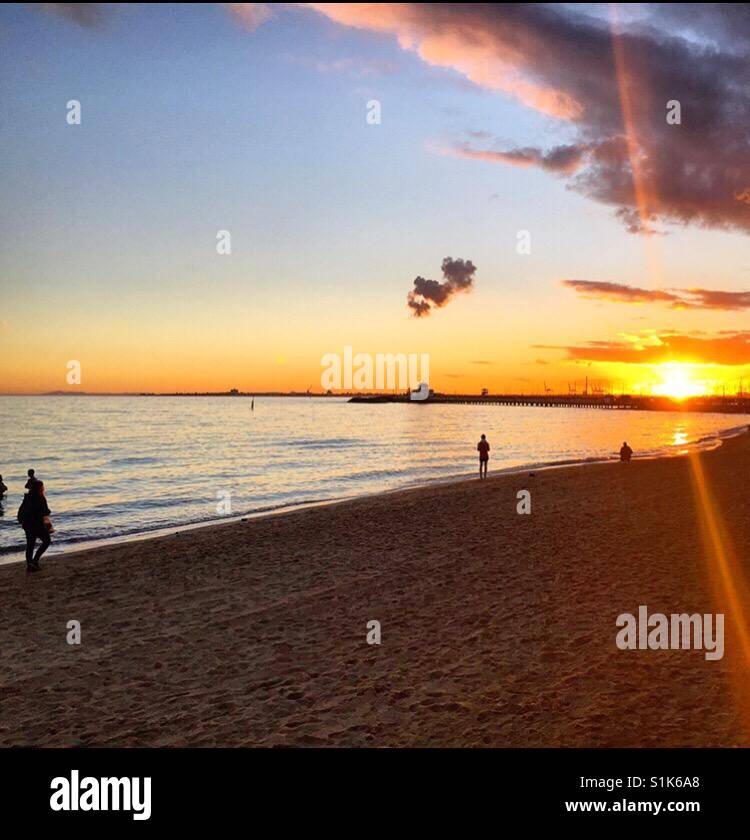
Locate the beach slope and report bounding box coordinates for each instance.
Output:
[2,435,750,747]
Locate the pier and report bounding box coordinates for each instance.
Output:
[348,393,750,414]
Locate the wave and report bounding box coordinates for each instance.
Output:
[336,467,405,482]
[0,494,342,558]
[109,456,162,466]
[289,437,371,450]
[696,423,748,444]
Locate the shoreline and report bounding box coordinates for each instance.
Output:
[1,429,749,745]
[2,422,746,568]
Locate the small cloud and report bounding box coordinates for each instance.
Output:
[407,257,477,318]
[225,3,273,32]
[614,207,665,237]
[563,279,750,310]
[443,141,585,175]
[36,3,107,27]
[311,56,398,78]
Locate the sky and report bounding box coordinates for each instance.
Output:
[1,2,749,396]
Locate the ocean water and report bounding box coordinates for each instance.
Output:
[0,395,747,559]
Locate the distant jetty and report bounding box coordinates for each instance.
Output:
[348,392,750,414]
[138,389,317,398]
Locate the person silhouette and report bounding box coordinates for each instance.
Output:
[477,434,490,478]
[17,479,52,572]
[620,441,633,463]
[25,468,37,490]
[0,474,7,496]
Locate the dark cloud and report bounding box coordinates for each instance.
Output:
[613,207,664,236]
[407,257,477,317]
[563,279,681,305]
[650,5,750,56]
[538,331,750,366]
[36,3,106,27]
[684,288,750,310]
[312,5,750,236]
[563,279,750,310]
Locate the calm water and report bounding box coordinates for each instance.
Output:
[0,396,747,558]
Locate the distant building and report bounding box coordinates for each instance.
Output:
[410,382,432,401]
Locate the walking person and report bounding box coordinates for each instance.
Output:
[477,434,490,478]
[619,441,633,463]
[17,479,52,572]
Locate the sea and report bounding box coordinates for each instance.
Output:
[1,395,747,560]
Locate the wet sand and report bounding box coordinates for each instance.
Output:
[2,432,749,747]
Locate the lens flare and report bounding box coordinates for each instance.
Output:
[652,363,706,399]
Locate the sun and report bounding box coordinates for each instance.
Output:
[652,363,705,399]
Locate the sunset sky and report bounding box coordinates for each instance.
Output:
[1,3,749,395]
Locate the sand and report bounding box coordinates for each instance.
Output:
[2,432,750,747]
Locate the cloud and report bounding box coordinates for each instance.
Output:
[287,54,398,78]
[307,4,750,236]
[613,207,665,236]
[563,279,750,310]
[36,3,106,27]
[226,3,274,31]
[407,257,477,317]
[307,3,583,118]
[538,331,750,366]
[448,142,584,174]
[562,279,683,306]
[681,288,750,310]
[649,4,750,57]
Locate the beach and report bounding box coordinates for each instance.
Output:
[2,433,749,748]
